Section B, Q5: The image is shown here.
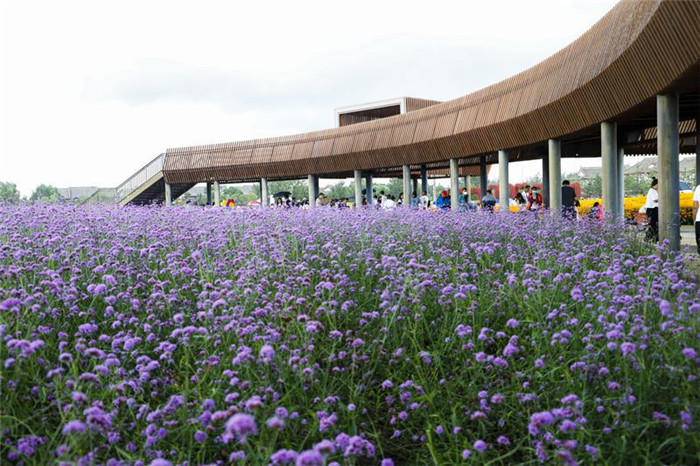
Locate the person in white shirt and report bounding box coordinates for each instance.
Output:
[644,178,659,242]
[383,194,397,210]
[419,190,430,209]
[693,182,700,254]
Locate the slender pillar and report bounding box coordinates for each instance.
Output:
[213,181,220,207]
[206,181,212,206]
[548,139,562,213]
[480,157,488,198]
[450,158,459,210]
[466,175,472,202]
[308,175,318,207]
[421,164,428,194]
[354,170,363,208]
[165,182,172,207]
[412,177,418,198]
[261,178,269,207]
[542,155,550,208]
[402,165,412,208]
[657,94,680,251]
[313,176,320,198]
[498,150,509,212]
[365,174,373,205]
[617,148,625,219]
[601,122,618,219]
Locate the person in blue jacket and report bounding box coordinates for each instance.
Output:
[435,190,451,209]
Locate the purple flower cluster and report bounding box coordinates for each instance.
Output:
[0,204,698,464]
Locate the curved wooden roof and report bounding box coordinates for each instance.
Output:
[163,0,700,185]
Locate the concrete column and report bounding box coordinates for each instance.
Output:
[657,94,680,251]
[480,158,488,198]
[213,181,221,207]
[313,176,320,198]
[354,170,363,208]
[206,181,212,206]
[542,154,550,208]
[308,175,318,207]
[412,177,418,199]
[365,174,373,205]
[165,182,172,207]
[498,150,509,212]
[548,139,562,213]
[617,148,625,219]
[601,122,618,219]
[421,164,428,195]
[466,175,472,202]
[261,178,269,207]
[402,165,412,208]
[450,158,459,210]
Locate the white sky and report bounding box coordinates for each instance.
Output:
[1,0,624,197]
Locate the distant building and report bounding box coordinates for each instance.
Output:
[574,167,602,180]
[577,156,696,180]
[335,97,440,127]
[57,186,102,199]
[626,156,696,177]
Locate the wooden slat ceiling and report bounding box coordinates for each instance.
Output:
[163,0,700,185]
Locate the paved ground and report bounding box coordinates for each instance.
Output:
[679,225,700,280]
[681,225,696,248]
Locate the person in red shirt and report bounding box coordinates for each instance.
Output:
[527,188,543,212]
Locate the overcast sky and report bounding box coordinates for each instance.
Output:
[1,0,624,197]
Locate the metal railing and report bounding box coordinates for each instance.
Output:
[81,188,119,205]
[116,153,165,201]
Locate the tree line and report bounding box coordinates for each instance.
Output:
[0,182,62,203]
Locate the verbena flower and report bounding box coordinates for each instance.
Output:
[226,414,257,440]
[61,420,87,435]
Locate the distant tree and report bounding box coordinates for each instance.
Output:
[268,180,307,201]
[680,168,695,186]
[371,183,386,199]
[386,178,404,198]
[0,181,20,203]
[30,184,60,202]
[625,173,651,197]
[583,175,602,198]
[325,181,353,200]
[221,186,245,199]
[370,179,410,200]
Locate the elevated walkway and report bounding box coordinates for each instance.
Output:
[81,188,117,204]
[82,154,194,206]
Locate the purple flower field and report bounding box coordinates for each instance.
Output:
[1,204,698,465]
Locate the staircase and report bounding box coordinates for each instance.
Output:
[81,188,118,204]
[82,154,194,206]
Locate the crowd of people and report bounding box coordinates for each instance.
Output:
[206,179,666,230]
[219,182,599,217]
[189,176,698,252]
[266,189,472,211]
[263,183,575,215]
